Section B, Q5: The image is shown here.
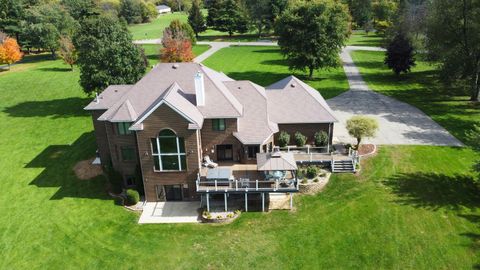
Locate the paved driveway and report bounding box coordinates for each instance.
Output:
[327,48,463,146]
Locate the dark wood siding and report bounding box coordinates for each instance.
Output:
[136,105,200,201]
[200,118,243,162]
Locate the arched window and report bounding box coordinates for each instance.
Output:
[151,129,186,171]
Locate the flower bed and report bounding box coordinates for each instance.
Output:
[201,210,241,224]
[297,167,331,195]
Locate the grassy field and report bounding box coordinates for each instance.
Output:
[347,30,385,47]
[351,50,480,145]
[129,12,260,41]
[202,46,349,99]
[0,49,479,269]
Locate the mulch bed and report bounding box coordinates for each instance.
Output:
[357,144,376,156]
[73,158,103,180]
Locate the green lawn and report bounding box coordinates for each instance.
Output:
[202,46,349,99]
[129,12,261,41]
[140,44,211,67]
[347,30,384,47]
[0,53,479,269]
[351,50,480,145]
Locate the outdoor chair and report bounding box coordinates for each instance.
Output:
[203,155,218,168]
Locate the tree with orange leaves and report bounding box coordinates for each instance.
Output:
[160,28,194,63]
[0,37,23,70]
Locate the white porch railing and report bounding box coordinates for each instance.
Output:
[196,174,299,193]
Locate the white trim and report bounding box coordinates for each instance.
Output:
[151,132,186,172]
[131,100,199,130]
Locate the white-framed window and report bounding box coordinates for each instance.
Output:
[151,129,186,171]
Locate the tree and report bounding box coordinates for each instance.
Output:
[188,0,206,37]
[0,0,24,44]
[346,0,372,28]
[0,36,23,69]
[160,28,194,62]
[119,0,142,24]
[23,3,77,58]
[165,19,196,44]
[275,0,350,78]
[58,35,77,71]
[74,15,146,95]
[61,0,100,21]
[426,0,480,101]
[206,0,223,27]
[217,0,248,36]
[346,116,379,149]
[372,0,397,24]
[384,32,415,77]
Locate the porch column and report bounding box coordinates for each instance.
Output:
[290,193,293,210]
[245,192,248,212]
[206,193,210,212]
[261,193,265,212]
[224,192,228,212]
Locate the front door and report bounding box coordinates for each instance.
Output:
[217,144,233,161]
[164,185,183,201]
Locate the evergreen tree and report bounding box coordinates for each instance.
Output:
[384,32,416,77]
[206,0,223,28]
[188,0,206,37]
[214,0,248,36]
[74,15,146,95]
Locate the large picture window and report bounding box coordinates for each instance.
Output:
[151,129,187,171]
[212,119,226,131]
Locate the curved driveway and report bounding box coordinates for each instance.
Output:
[328,47,463,146]
[134,39,463,146]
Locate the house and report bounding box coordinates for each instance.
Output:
[156,5,171,14]
[84,63,338,210]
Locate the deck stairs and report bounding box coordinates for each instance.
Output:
[331,159,355,173]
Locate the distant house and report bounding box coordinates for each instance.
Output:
[156,5,171,14]
[85,63,344,211]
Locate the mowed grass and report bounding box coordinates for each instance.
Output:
[351,50,480,145]
[347,30,385,47]
[202,46,349,99]
[140,44,211,67]
[0,54,479,269]
[129,12,260,41]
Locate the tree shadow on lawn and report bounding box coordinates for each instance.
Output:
[383,172,480,210]
[3,97,91,118]
[37,67,74,72]
[27,132,112,201]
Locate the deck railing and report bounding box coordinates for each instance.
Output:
[274,145,330,154]
[196,174,299,193]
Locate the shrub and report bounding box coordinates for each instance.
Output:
[313,178,319,183]
[301,178,308,184]
[125,189,140,205]
[306,165,318,179]
[203,210,210,217]
[319,170,327,177]
[216,215,223,219]
[294,132,307,147]
[278,131,290,147]
[314,131,329,147]
[234,209,241,215]
[227,213,234,218]
[296,169,304,179]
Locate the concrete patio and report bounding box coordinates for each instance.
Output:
[138,201,201,224]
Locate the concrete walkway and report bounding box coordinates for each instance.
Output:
[133,39,462,146]
[328,47,463,146]
[138,201,201,224]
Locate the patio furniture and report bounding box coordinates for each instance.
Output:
[206,167,232,186]
[203,155,218,168]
